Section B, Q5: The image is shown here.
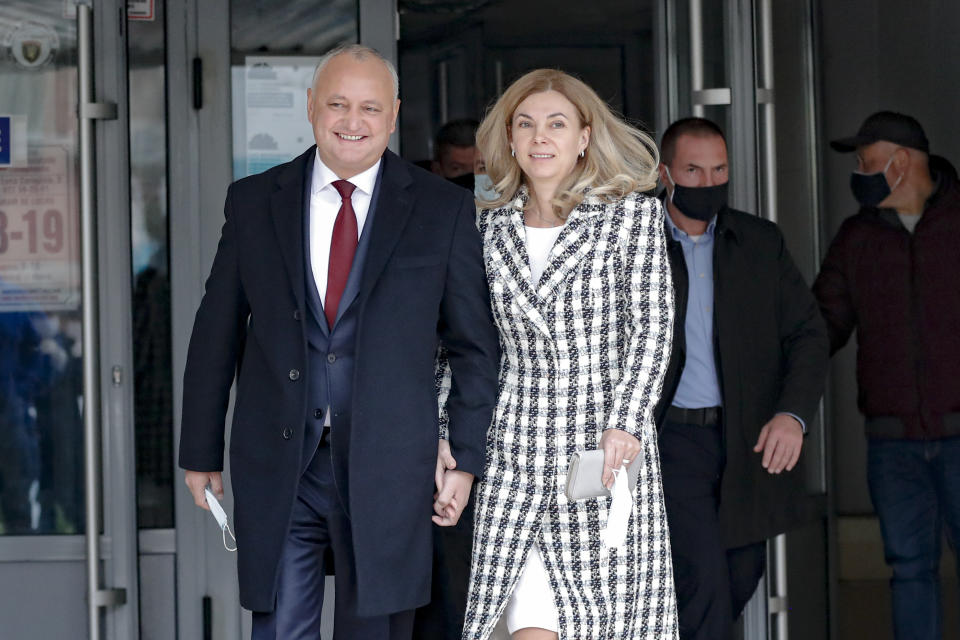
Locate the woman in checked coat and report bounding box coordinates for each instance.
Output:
[455,69,678,640]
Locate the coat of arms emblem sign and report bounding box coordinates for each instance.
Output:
[6,21,59,69]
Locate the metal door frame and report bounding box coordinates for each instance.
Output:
[86,1,140,637]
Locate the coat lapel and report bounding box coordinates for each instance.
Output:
[487,194,552,338]
[356,150,415,306]
[270,148,314,324]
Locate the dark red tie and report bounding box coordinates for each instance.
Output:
[325,180,358,328]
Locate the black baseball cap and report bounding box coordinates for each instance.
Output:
[830,111,929,153]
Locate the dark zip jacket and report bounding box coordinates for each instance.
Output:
[813,156,960,440]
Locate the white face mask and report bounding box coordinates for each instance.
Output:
[205,487,237,552]
[474,173,499,203]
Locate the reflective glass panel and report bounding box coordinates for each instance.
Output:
[0,1,83,535]
[129,0,174,530]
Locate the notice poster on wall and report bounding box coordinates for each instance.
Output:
[0,146,80,312]
[232,55,320,179]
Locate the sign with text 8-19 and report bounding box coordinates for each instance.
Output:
[0,146,80,311]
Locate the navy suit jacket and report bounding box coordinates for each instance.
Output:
[179,147,500,615]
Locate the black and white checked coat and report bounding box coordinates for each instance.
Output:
[460,189,678,639]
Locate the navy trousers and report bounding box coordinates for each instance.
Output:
[251,438,416,640]
[659,417,766,640]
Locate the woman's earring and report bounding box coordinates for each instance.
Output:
[511,148,516,158]
[579,149,585,158]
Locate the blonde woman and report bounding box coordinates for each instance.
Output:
[458,69,678,640]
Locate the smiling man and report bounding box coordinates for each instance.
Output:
[178,44,500,639]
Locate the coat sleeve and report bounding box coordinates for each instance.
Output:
[436,193,501,477]
[608,196,675,439]
[773,226,830,426]
[812,221,858,355]
[179,186,250,472]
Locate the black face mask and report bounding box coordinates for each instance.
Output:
[665,167,728,222]
[849,153,900,207]
[447,172,475,191]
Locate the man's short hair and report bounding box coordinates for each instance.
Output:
[434,119,479,159]
[660,117,727,166]
[312,44,399,101]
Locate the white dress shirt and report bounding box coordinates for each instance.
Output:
[309,150,381,303]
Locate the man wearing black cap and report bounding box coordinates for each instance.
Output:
[814,111,960,640]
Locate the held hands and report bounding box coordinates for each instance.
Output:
[600,429,641,489]
[433,439,474,527]
[185,470,223,511]
[753,414,804,474]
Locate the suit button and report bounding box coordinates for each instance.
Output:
[327,353,337,364]
[314,408,323,420]
[293,310,302,321]
[281,427,293,440]
[288,368,300,381]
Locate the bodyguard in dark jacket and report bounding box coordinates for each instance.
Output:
[654,118,829,640]
[814,111,960,640]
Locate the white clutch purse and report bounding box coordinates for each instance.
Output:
[565,449,642,501]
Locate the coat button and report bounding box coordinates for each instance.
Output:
[293,309,301,321]
[327,353,337,364]
[288,368,300,381]
[281,427,293,440]
[313,408,323,420]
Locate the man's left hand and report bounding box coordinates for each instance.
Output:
[432,469,474,527]
[753,414,804,474]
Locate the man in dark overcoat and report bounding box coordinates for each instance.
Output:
[653,117,829,640]
[178,44,500,639]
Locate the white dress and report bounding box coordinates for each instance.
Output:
[501,224,566,634]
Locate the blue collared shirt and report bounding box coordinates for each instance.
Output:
[665,210,806,431]
[666,212,723,409]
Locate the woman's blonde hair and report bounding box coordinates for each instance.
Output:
[476,68,659,217]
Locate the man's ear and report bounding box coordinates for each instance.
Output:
[894,147,910,171]
[657,163,670,186]
[306,88,314,121]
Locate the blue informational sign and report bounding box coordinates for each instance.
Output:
[0,116,10,166]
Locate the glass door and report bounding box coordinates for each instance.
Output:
[0,1,140,639]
